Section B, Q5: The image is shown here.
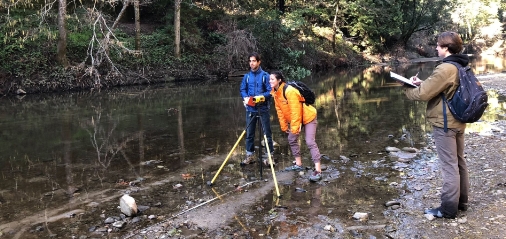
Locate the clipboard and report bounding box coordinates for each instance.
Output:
[390,72,418,88]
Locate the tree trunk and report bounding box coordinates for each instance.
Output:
[278,0,285,14]
[134,0,140,50]
[174,0,181,58]
[57,0,69,67]
[332,2,339,53]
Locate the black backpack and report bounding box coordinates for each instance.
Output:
[283,81,316,105]
[441,61,488,131]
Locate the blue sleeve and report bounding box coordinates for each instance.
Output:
[262,73,272,99]
[240,74,248,98]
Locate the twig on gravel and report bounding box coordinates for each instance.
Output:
[170,180,260,218]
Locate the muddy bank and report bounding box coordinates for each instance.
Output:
[1,52,428,96]
[0,66,213,95]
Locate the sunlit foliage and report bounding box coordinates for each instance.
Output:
[0,0,505,91]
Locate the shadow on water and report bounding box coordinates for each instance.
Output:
[0,60,505,238]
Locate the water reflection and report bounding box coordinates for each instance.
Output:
[473,55,506,74]
[0,60,504,237]
[466,91,506,134]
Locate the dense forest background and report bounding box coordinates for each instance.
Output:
[0,0,505,94]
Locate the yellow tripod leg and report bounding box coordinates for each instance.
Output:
[263,135,281,197]
[210,130,246,185]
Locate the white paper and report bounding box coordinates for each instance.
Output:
[390,72,418,88]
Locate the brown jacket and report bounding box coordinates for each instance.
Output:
[271,82,317,134]
[404,62,466,130]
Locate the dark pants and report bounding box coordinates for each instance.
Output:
[433,126,469,217]
[245,111,273,155]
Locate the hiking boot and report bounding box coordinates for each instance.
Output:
[284,164,304,171]
[241,155,256,165]
[309,171,322,182]
[424,207,455,219]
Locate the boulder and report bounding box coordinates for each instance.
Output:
[120,194,138,217]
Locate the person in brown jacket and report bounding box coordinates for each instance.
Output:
[269,71,322,182]
[403,31,469,219]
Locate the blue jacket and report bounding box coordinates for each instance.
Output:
[240,67,271,113]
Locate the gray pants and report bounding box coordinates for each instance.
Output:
[433,126,469,217]
[287,118,321,163]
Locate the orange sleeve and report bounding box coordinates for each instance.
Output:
[285,87,303,134]
[275,98,288,132]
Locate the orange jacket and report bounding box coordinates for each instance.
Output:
[271,82,317,134]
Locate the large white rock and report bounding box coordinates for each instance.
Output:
[120,194,138,217]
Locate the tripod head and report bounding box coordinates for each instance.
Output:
[252,95,265,103]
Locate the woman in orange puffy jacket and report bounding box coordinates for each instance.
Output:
[269,71,322,182]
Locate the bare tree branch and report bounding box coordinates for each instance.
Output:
[80,5,141,88]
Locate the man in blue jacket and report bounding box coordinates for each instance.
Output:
[240,52,274,165]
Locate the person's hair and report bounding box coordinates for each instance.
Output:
[248,52,261,61]
[270,71,285,83]
[437,31,463,54]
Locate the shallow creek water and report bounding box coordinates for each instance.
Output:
[0,60,505,238]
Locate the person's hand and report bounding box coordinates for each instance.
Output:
[281,126,289,134]
[410,76,422,86]
[243,97,250,107]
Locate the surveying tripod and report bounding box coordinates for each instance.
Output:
[208,110,281,198]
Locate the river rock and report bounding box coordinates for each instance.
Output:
[401,147,418,153]
[390,151,417,160]
[352,212,369,221]
[386,147,400,152]
[324,225,335,232]
[137,205,150,212]
[385,201,401,207]
[424,214,435,220]
[397,158,411,163]
[104,217,115,224]
[339,155,350,162]
[112,221,126,228]
[120,194,138,217]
